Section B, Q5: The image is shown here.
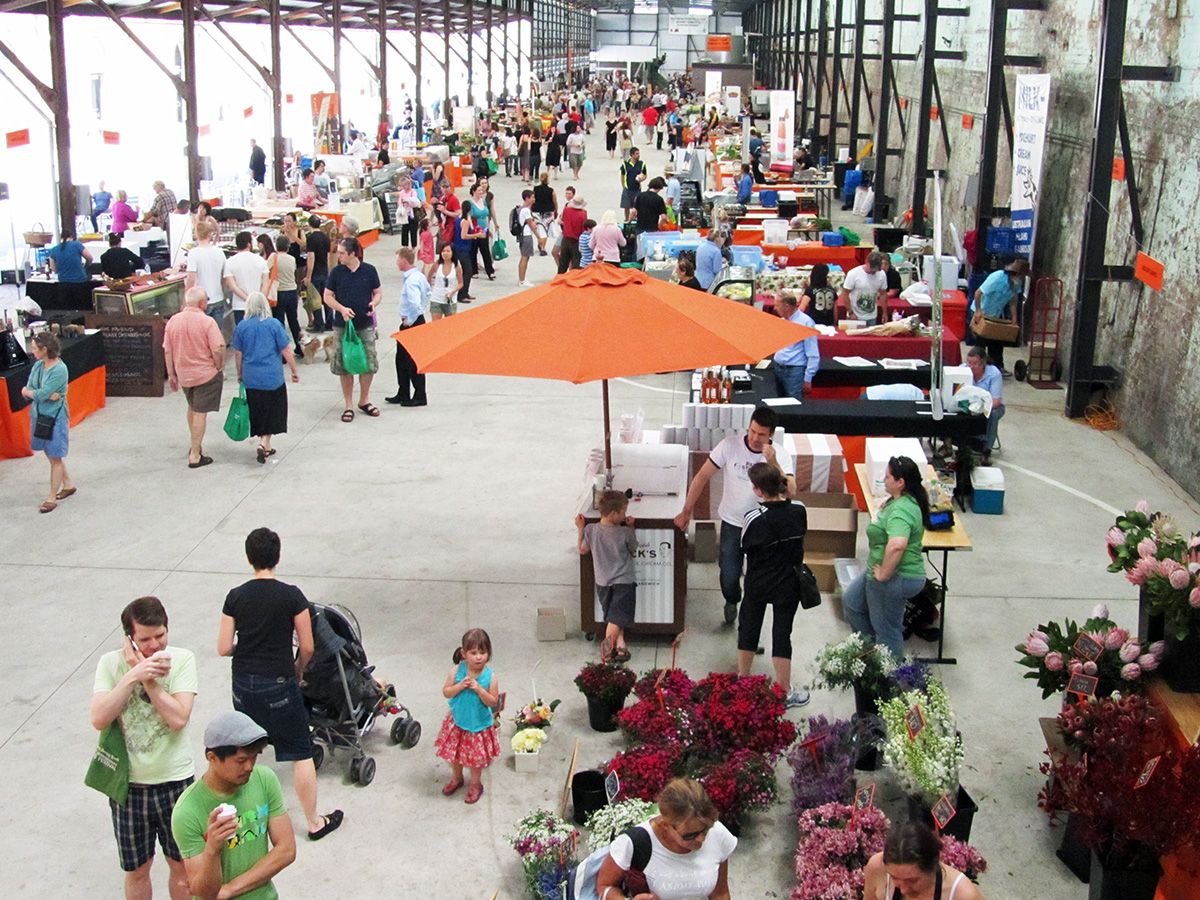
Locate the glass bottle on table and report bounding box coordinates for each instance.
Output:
[721,368,733,403]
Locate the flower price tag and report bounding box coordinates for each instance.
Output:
[854,783,876,811]
[931,794,957,830]
[1134,756,1160,789]
[495,691,507,713]
[1066,672,1099,699]
[798,732,829,767]
[605,770,621,803]
[906,704,926,740]
[1072,632,1104,662]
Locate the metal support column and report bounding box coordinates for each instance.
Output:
[829,0,845,156]
[414,0,423,136]
[871,0,896,221]
[501,0,508,96]
[269,0,284,192]
[813,0,829,151]
[333,0,344,151]
[909,0,938,235]
[466,0,474,106]
[46,0,75,230]
[487,0,494,105]
[443,0,451,109]
[847,0,866,158]
[378,0,388,126]
[181,0,201,202]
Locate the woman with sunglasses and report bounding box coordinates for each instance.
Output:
[841,455,930,659]
[595,778,735,900]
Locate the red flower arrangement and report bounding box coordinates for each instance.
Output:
[606,744,682,802]
[700,749,778,819]
[1039,694,1200,869]
[692,672,796,759]
[631,668,697,703]
[616,694,697,746]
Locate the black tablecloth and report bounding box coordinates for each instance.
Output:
[812,360,932,389]
[1,332,105,413]
[738,370,985,438]
[25,279,102,312]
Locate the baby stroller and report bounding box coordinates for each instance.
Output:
[302,602,421,786]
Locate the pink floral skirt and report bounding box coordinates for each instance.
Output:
[434,712,500,768]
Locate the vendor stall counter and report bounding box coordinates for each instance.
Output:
[24,277,103,313]
[578,443,688,639]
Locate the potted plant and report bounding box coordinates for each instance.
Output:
[792,801,891,900]
[512,727,548,772]
[878,679,976,842]
[1039,694,1200,900]
[583,798,657,851]
[575,662,636,732]
[508,809,579,900]
[1106,502,1200,691]
[1015,603,1164,699]
[514,698,560,733]
[812,634,899,717]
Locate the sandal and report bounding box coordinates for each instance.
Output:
[612,647,632,663]
[357,403,380,417]
[464,783,484,804]
[341,409,355,423]
[307,809,344,841]
[39,500,57,514]
[187,455,214,469]
[55,487,77,501]
[256,445,267,464]
[600,636,613,664]
[442,778,464,796]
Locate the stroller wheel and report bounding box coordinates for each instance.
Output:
[358,757,377,786]
[349,756,362,783]
[390,717,406,745]
[311,743,325,771]
[401,719,422,750]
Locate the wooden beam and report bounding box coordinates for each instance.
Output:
[0,36,56,104]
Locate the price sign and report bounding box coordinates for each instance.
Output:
[906,704,926,740]
[931,794,957,829]
[1067,673,1099,699]
[1135,252,1164,291]
[798,732,829,767]
[1072,632,1104,661]
[1134,756,1160,789]
[854,783,876,811]
[605,770,621,802]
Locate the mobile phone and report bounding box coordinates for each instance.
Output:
[128,635,140,654]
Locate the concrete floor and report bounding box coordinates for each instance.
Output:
[3,139,1197,900]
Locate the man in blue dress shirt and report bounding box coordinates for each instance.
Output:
[772,294,820,398]
[695,230,727,291]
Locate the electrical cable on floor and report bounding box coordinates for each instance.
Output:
[1084,398,1120,431]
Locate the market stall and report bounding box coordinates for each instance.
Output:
[817,327,962,365]
[0,331,106,460]
[23,277,103,313]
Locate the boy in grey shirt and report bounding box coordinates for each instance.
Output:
[575,490,638,664]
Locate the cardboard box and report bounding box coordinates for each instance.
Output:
[789,433,846,493]
[536,607,566,641]
[806,552,838,593]
[797,491,859,558]
[970,310,1020,343]
[864,438,927,497]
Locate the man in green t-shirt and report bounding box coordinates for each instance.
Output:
[171,712,296,900]
[92,596,198,900]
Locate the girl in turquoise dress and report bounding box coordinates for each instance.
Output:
[434,628,500,804]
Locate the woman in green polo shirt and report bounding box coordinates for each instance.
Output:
[842,456,930,659]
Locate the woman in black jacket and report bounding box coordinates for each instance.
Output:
[738,462,811,708]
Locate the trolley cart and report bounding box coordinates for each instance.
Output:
[1014,277,1063,385]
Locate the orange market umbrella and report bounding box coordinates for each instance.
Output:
[395,264,819,469]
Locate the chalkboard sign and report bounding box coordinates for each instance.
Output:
[906,704,926,740]
[931,794,957,829]
[1072,632,1104,662]
[1066,672,1099,699]
[85,315,165,397]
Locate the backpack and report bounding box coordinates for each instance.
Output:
[509,205,523,237]
[566,825,653,900]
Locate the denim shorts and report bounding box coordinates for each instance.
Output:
[232,673,313,761]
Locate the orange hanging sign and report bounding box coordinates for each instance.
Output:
[103,131,120,145]
[1134,252,1163,291]
[1112,158,1126,181]
[6,129,30,148]
[899,98,907,110]
[243,106,253,118]
[285,94,294,104]
[198,124,211,137]
[930,106,939,120]
[962,114,974,129]
[707,35,732,52]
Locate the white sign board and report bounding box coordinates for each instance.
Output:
[668,14,709,34]
[1011,73,1051,259]
[704,71,723,109]
[769,90,795,170]
[593,528,677,624]
[452,105,476,134]
[723,86,742,117]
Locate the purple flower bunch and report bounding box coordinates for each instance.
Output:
[787,716,857,818]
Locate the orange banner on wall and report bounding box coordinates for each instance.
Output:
[707,35,732,52]
[6,129,30,148]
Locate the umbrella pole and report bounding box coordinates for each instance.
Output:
[602,378,613,486]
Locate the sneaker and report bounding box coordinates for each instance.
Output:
[519,280,535,286]
[786,690,811,709]
[723,601,738,624]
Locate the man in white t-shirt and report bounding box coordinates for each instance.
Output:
[221,231,269,323]
[91,596,198,900]
[517,189,538,286]
[674,406,796,624]
[840,250,890,323]
[184,221,228,327]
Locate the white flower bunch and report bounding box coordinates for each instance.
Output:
[584,799,658,852]
[812,634,898,692]
[879,679,964,805]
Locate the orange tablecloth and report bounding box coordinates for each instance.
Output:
[0,366,107,460]
[762,243,871,268]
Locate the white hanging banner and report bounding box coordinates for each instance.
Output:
[723,86,742,117]
[769,90,795,170]
[1010,74,1051,259]
[667,14,709,34]
[704,71,723,109]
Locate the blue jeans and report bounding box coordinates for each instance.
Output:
[985,403,1005,451]
[719,521,744,605]
[842,571,927,660]
[774,363,809,400]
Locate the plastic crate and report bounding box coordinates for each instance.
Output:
[985,226,1018,255]
[758,190,778,209]
[821,231,845,246]
[730,245,764,269]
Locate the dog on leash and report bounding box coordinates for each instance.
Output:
[303,338,320,362]
[322,336,335,362]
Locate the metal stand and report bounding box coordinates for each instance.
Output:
[916,548,957,666]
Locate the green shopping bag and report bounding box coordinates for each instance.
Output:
[340,319,370,375]
[223,384,250,442]
[84,719,130,804]
[485,158,498,175]
[492,239,509,260]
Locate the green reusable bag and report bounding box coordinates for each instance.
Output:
[223,383,251,442]
[492,239,509,260]
[84,719,130,804]
[340,319,370,375]
[485,158,498,176]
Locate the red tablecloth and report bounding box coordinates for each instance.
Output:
[817,329,962,366]
[761,243,870,267]
[836,290,968,340]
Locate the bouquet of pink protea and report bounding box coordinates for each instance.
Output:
[1015,604,1164,699]
[1106,501,1200,639]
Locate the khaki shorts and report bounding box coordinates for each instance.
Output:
[329,325,379,376]
[182,372,223,413]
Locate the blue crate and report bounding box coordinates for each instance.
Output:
[986,227,1018,255]
[966,271,987,299]
[821,231,845,246]
[758,190,778,209]
[730,245,764,269]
